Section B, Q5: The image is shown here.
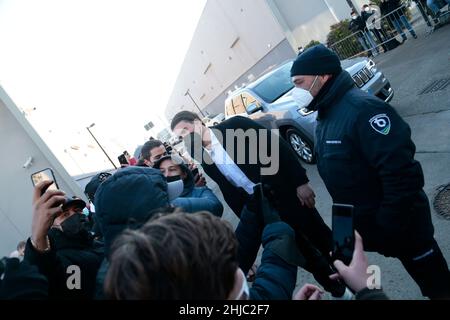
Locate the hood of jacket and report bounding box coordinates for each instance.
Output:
[94,166,171,256]
[308,70,355,120]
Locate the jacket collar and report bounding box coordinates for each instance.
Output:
[309,71,355,120]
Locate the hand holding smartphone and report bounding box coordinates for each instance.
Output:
[31,168,59,196]
[191,167,200,180]
[332,203,355,266]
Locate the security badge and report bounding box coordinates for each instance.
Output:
[369,114,391,135]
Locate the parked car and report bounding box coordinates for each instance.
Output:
[203,113,226,126]
[224,57,394,164]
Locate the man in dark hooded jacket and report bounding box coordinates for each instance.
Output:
[290,44,450,299]
[93,166,184,298]
[25,182,104,299]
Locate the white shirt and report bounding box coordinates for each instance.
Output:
[206,129,256,195]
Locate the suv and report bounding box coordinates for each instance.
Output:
[224,58,394,164]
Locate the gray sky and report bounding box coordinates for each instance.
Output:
[0,0,206,174]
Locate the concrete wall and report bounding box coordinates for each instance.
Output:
[270,0,339,46]
[0,86,85,257]
[165,0,286,120]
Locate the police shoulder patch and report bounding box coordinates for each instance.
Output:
[369,113,391,135]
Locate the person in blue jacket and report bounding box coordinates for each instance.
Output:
[153,154,224,217]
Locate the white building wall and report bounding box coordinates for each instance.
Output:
[0,86,85,257]
[166,0,286,120]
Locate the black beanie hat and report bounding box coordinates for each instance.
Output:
[290,44,342,77]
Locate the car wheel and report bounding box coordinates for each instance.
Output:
[286,128,315,164]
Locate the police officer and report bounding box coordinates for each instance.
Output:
[290,44,450,299]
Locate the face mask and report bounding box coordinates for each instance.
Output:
[233,269,250,300]
[352,15,357,20]
[364,7,370,12]
[61,213,90,238]
[291,75,319,108]
[166,175,182,183]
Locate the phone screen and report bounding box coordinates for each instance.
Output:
[118,154,129,165]
[31,168,59,193]
[332,204,354,265]
[191,167,199,177]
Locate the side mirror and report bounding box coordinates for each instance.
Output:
[246,103,262,115]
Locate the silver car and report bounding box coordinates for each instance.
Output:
[224,58,394,164]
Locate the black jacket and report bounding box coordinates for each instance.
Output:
[199,116,310,217]
[24,230,104,299]
[194,117,334,262]
[387,0,403,12]
[312,70,434,257]
[361,10,373,23]
[349,16,366,33]
[380,1,390,15]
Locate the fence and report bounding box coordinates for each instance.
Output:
[329,2,435,60]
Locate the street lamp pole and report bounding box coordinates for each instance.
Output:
[184,89,206,117]
[345,0,358,15]
[86,123,117,169]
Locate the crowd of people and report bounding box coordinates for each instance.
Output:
[1,43,449,301]
[343,0,449,58]
[347,1,418,57]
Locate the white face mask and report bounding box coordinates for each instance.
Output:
[233,269,250,300]
[364,7,370,12]
[291,75,319,108]
[352,15,357,20]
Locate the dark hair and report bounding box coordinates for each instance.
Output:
[140,140,164,160]
[136,158,148,167]
[170,111,202,131]
[152,154,190,177]
[104,212,238,300]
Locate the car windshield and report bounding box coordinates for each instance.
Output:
[252,62,294,103]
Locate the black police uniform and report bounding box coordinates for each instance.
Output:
[312,70,450,299]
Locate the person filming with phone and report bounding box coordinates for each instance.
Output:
[24,180,104,300]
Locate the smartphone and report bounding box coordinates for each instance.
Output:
[31,168,59,195]
[332,203,355,266]
[118,154,129,166]
[191,167,199,178]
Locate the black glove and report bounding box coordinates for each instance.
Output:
[0,257,48,299]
